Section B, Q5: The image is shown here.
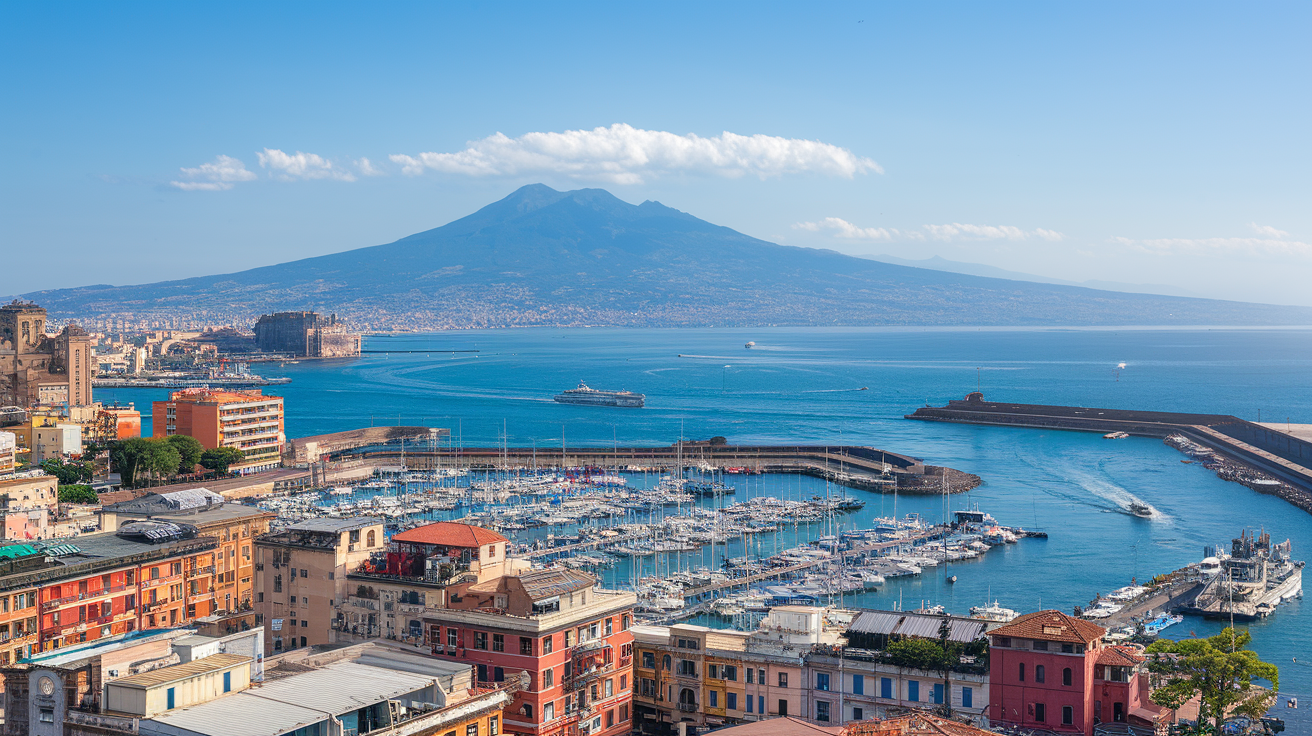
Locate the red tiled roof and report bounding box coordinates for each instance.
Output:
[988,610,1105,644]
[1097,645,1145,666]
[392,521,506,547]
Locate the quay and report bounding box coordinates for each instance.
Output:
[907,392,1312,511]
[330,441,981,495]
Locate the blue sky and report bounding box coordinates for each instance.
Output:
[3,2,1309,305]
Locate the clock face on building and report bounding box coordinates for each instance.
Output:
[38,675,55,696]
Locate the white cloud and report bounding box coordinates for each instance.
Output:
[389,124,881,184]
[257,149,356,181]
[795,217,897,240]
[170,155,257,191]
[1113,235,1312,257]
[1249,223,1291,239]
[356,157,384,177]
[796,218,1064,243]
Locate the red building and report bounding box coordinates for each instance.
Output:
[988,610,1166,734]
[344,521,638,736]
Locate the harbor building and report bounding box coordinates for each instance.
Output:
[254,311,361,358]
[152,388,285,474]
[337,520,638,736]
[252,516,386,654]
[101,488,276,615]
[0,300,94,409]
[0,431,15,475]
[987,610,1166,735]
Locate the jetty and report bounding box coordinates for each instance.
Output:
[907,392,1312,511]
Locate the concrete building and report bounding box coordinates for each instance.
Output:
[339,520,637,736]
[31,422,81,464]
[254,311,361,358]
[0,431,15,475]
[96,404,142,440]
[0,300,94,408]
[252,516,386,654]
[987,610,1166,735]
[106,652,252,716]
[0,474,60,541]
[153,388,285,474]
[101,488,276,615]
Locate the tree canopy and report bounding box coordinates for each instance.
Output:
[110,437,182,487]
[58,484,99,504]
[1146,627,1279,734]
[40,458,92,486]
[199,446,245,473]
[165,434,205,474]
[888,637,948,671]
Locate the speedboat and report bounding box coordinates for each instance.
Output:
[1128,502,1152,518]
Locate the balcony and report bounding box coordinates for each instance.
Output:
[42,584,133,611]
[677,702,699,712]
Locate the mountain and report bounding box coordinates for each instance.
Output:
[864,254,1204,298]
[24,184,1312,328]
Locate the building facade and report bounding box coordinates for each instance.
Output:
[338,521,637,736]
[152,389,285,474]
[254,311,361,358]
[253,516,386,654]
[0,301,94,409]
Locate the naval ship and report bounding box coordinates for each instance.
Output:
[1185,530,1303,620]
[553,382,645,408]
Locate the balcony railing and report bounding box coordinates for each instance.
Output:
[677,702,698,712]
[42,583,132,611]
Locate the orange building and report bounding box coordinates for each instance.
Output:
[98,404,142,440]
[152,388,284,474]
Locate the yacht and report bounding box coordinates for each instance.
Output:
[553,381,645,408]
[970,601,1019,623]
[1128,502,1153,518]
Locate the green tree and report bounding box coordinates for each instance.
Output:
[199,447,245,474]
[888,637,947,671]
[708,436,728,446]
[166,434,205,474]
[110,437,182,487]
[109,437,151,487]
[58,484,99,504]
[141,441,182,485]
[40,458,92,486]
[1146,627,1279,734]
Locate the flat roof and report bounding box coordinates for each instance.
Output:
[111,653,251,690]
[145,661,436,736]
[26,628,193,667]
[286,517,384,533]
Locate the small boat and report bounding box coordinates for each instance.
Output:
[744,341,755,348]
[946,575,958,584]
[1128,502,1152,518]
[1104,431,1130,439]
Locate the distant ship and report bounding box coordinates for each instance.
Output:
[553,381,645,408]
[1128,502,1153,518]
[745,341,755,348]
[1185,530,1303,620]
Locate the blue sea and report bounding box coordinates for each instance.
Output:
[98,326,1312,726]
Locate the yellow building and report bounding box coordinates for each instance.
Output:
[105,653,252,717]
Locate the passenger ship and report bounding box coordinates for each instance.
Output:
[553,381,645,408]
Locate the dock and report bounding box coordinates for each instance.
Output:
[907,392,1312,512]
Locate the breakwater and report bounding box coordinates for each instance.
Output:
[907,392,1312,511]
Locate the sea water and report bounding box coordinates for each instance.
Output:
[98,326,1312,724]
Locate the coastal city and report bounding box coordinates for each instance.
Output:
[0,298,1305,736]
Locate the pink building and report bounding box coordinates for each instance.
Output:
[988,611,1166,734]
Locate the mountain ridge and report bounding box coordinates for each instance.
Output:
[22,184,1312,329]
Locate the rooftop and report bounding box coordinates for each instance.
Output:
[165,389,279,405]
[107,492,272,524]
[111,653,251,689]
[1097,645,1146,667]
[846,609,988,644]
[517,567,595,600]
[392,521,506,548]
[286,517,384,533]
[988,610,1105,645]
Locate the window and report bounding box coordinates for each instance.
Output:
[489,716,499,736]
[853,707,863,721]
[995,636,1011,647]
[494,667,504,682]
[620,674,627,691]
[1035,703,1046,723]
[543,702,554,720]
[880,677,892,699]
[962,687,973,709]
[709,690,718,707]
[708,664,718,679]
[448,628,459,649]
[1035,665,1046,684]
[1063,705,1074,725]
[1019,662,1025,682]
[932,683,943,705]
[678,660,696,677]
[724,665,737,681]
[621,614,630,630]
[605,679,613,697]
[492,633,504,652]
[367,530,376,546]
[543,635,553,654]
[816,700,830,722]
[747,693,753,713]
[778,672,788,687]
[521,636,533,655]
[605,618,613,635]
[606,710,614,728]
[524,704,533,720]
[1114,702,1125,722]
[852,674,864,695]
[758,696,765,715]
[758,668,765,684]
[662,655,671,671]
[167,687,176,709]
[39,708,55,723]
[746,667,754,684]
[815,672,830,691]
[474,631,488,650]
[466,724,478,736]
[564,630,572,647]
[908,681,919,702]
[1033,640,1048,651]
[544,668,554,688]
[1063,667,1073,687]
[778,699,788,716]
[643,651,656,669]
[1061,643,1075,653]
[477,665,488,682]
[223,671,231,693]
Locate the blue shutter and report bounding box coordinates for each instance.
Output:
[933,683,943,704]
[880,677,892,699]
[223,671,231,693]
[167,687,175,709]
[962,687,973,708]
[852,675,864,695]
[908,681,919,702]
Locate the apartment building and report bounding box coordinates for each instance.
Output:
[152,388,285,474]
[253,516,386,654]
[339,520,638,736]
[988,610,1166,734]
[0,432,15,475]
[101,488,275,615]
[0,474,60,541]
